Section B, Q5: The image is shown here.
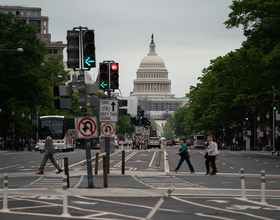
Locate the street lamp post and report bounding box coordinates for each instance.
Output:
[266,112,270,149]
[257,116,260,150]
[11,111,15,150]
[0,48,24,52]
[21,112,25,150]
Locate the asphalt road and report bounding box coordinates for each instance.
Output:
[0,146,279,219]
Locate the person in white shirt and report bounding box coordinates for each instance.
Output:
[205,135,217,175]
[210,139,219,174]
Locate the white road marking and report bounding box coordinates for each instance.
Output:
[264,162,267,164]
[149,151,156,167]
[207,200,228,203]
[172,196,275,220]
[222,163,226,165]
[255,159,258,161]
[230,167,234,169]
[196,213,235,220]
[0,164,21,170]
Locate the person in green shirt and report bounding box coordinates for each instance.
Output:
[175,138,195,173]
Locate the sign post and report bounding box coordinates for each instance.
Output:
[99,99,118,174]
[75,116,98,188]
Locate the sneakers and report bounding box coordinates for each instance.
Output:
[36,171,44,175]
[56,169,63,174]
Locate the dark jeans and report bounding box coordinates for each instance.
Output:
[175,153,194,172]
[205,155,216,173]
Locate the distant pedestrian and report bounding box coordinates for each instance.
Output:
[175,138,195,173]
[36,131,63,175]
[272,136,280,155]
[205,135,217,175]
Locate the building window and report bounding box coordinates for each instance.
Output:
[53,49,58,54]
[49,49,52,54]
[29,20,39,28]
[27,11,38,16]
[16,11,24,15]
[44,38,48,42]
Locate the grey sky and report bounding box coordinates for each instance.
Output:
[3,0,245,97]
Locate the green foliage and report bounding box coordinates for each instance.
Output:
[163,118,175,140]
[171,0,280,138]
[116,114,132,137]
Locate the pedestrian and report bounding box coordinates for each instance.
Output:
[174,138,195,173]
[272,136,280,155]
[36,131,63,175]
[210,138,219,174]
[205,134,217,175]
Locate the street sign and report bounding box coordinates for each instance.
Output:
[259,131,263,137]
[135,126,143,134]
[276,113,280,121]
[101,122,116,137]
[75,116,98,139]
[99,99,118,122]
[247,130,251,136]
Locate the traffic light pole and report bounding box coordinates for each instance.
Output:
[80,69,94,188]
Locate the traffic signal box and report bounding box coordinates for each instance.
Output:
[245,112,249,121]
[67,30,79,69]
[53,85,73,110]
[99,63,109,90]
[82,30,96,68]
[110,63,119,90]
[78,83,99,109]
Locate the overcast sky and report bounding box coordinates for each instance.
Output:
[3,0,245,97]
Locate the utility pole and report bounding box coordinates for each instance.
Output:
[272,85,276,152]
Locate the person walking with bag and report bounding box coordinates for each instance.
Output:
[205,134,217,175]
[36,131,63,175]
[175,138,195,173]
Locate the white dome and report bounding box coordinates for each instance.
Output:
[139,55,166,68]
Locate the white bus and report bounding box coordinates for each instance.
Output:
[194,135,205,148]
[37,116,75,151]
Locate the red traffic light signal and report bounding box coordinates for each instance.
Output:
[110,63,119,90]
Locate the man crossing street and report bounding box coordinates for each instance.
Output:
[36,131,63,175]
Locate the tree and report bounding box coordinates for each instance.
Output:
[0,12,48,110]
[116,114,132,138]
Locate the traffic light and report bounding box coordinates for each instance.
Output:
[137,106,141,117]
[77,83,99,109]
[66,30,79,69]
[130,117,136,125]
[53,85,73,110]
[82,30,96,68]
[245,112,249,121]
[140,110,145,119]
[78,82,86,109]
[273,101,277,110]
[142,117,147,126]
[110,63,119,90]
[99,63,109,90]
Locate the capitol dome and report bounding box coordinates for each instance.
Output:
[139,53,166,68]
[130,34,174,98]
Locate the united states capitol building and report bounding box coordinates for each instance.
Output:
[121,35,188,120]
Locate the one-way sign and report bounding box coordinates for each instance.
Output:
[99,99,119,122]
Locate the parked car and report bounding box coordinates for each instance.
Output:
[175,140,180,145]
[148,137,161,149]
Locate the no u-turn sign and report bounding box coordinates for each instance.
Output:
[101,122,116,137]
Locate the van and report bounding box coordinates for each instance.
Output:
[194,135,205,148]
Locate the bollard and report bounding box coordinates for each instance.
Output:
[240,168,246,200]
[95,153,99,175]
[121,150,125,174]
[146,186,174,220]
[56,154,59,164]
[103,156,108,187]
[261,170,267,204]
[1,173,10,212]
[63,153,66,167]
[61,175,71,217]
[64,157,70,188]
[60,154,63,168]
